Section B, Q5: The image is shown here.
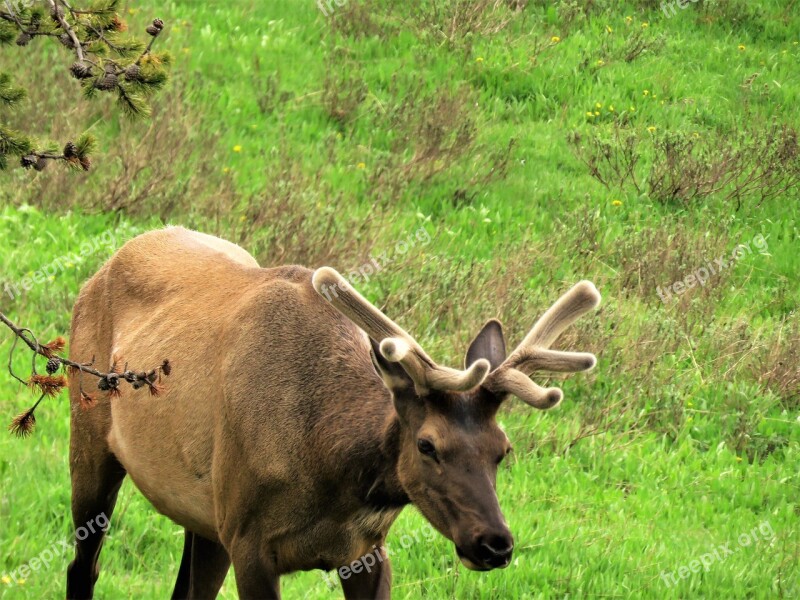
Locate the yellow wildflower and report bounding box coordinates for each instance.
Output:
[609,105,615,112]
[647,126,656,133]
[625,16,633,24]
[476,57,484,63]
[1,576,11,585]
[643,89,650,96]
[738,44,746,51]
[612,200,622,206]
[357,162,366,170]
[551,36,561,43]
[629,106,635,112]
[606,25,613,33]
[233,145,242,153]
[642,22,649,28]
[586,111,595,117]
[594,111,600,116]
[222,167,231,174]
[595,102,602,109]
[596,59,605,66]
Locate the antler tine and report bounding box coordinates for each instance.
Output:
[486,280,601,410]
[312,268,490,392]
[506,280,601,374]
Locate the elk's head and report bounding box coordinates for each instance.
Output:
[313,268,601,572]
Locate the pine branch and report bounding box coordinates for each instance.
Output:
[0,2,169,171]
[49,0,83,62]
[1,311,172,437]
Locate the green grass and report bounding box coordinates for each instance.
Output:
[1,0,799,598]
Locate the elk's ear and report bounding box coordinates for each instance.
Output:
[370,337,416,394]
[465,319,506,372]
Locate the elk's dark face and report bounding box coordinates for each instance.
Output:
[370,322,515,571]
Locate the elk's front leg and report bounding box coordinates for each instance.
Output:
[338,547,392,600]
[229,537,281,600]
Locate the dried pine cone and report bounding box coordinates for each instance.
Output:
[124,64,142,81]
[46,358,61,375]
[70,62,93,80]
[20,155,37,169]
[94,73,119,91]
[50,3,64,21]
[34,157,48,172]
[146,18,164,36]
[59,33,74,48]
[16,33,32,46]
[63,142,78,159]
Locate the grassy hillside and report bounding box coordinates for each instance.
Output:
[1,1,798,598]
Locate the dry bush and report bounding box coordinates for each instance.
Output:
[322,58,368,128]
[609,224,731,306]
[360,80,516,207]
[252,59,295,117]
[329,0,391,39]
[569,124,800,209]
[567,126,641,194]
[410,0,526,55]
[747,318,800,411]
[221,137,385,268]
[621,28,665,63]
[695,0,765,34]
[648,126,800,208]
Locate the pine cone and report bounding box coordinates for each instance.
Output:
[124,64,142,81]
[34,157,48,172]
[50,3,64,21]
[94,73,119,91]
[63,142,78,158]
[46,358,61,375]
[146,18,164,36]
[59,33,74,48]
[20,155,37,169]
[16,32,32,46]
[70,62,93,80]
[79,156,91,172]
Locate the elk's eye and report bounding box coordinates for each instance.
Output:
[417,439,438,460]
[497,447,512,465]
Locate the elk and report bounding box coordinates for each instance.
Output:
[66,227,600,599]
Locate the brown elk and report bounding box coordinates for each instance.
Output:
[66,227,600,599]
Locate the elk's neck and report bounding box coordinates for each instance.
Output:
[361,412,409,510]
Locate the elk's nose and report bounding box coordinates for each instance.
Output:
[476,532,514,568]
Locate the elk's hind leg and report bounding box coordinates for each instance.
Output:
[66,445,126,600]
[172,530,231,600]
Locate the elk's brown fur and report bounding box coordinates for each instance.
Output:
[66,227,600,599]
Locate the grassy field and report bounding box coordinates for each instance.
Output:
[1,0,799,598]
